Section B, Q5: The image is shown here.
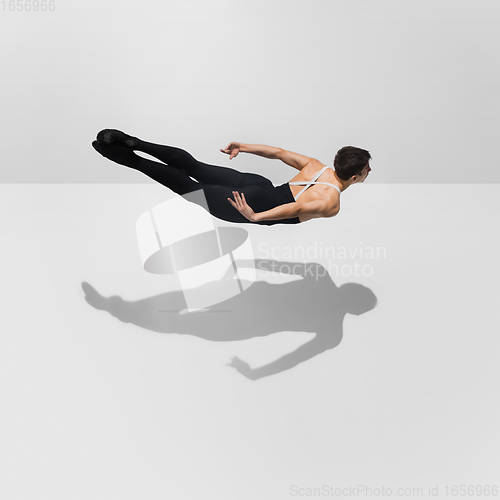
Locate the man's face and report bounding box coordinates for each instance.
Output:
[354,163,371,183]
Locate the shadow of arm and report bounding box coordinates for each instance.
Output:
[231,336,333,380]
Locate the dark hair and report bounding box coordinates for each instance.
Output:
[333,146,372,181]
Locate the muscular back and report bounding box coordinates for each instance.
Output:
[288,160,341,220]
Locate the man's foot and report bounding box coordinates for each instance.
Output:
[92,140,140,168]
[96,129,141,149]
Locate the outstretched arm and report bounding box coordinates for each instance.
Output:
[277,149,314,170]
[228,336,333,380]
[240,143,282,159]
[221,142,282,160]
[220,142,315,170]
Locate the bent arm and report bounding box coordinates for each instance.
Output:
[254,199,332,222]
[253,202,300,222]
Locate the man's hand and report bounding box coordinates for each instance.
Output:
[227,191,256,221]
[227,356,256,379]
[220,142,241,160]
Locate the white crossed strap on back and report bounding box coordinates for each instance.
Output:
[289,166,341,201]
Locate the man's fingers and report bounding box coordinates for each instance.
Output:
[229,193,239,208]
[232,192,241,208]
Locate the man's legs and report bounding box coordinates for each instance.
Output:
[135,140,251,187]
[92,134,282,224]
[92,141,201,195]
[92,140,271,223]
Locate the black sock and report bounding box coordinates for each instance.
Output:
[92,141,141,168]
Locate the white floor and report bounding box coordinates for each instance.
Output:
[1,183,499,500]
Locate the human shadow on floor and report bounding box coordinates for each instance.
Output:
[82,259,377,380]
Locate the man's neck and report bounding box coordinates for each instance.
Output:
[333,171,353,192]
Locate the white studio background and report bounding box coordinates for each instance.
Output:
[1,1,500,500]
[0,0,499,184]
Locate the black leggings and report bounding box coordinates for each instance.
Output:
[92,139,301,225]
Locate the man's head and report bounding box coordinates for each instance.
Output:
[337,283,378,315]
[334,146,372,184]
